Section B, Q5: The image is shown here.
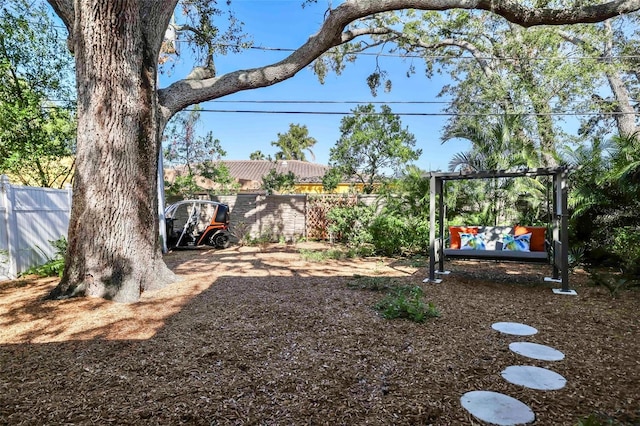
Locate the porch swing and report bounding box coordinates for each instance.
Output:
[424,167,576,295]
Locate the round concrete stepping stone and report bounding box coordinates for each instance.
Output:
[461,390,535,425]
[491,322,538,336]
[501,365,567,391]
[509,342,565,361]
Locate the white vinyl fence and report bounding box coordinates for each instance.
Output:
[0,175,72,280]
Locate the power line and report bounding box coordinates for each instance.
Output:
[29,25,640,62]
[210,100,453,104]
[188,108,639,117]
[41,104,639,117]
[20,14,640,62]
[179,42,640,62]
[209,99,640,106]
[239,44,640,61]
[41,97,639,106]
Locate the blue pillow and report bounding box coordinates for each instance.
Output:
[502,233,531,252]
[460,232,486,250]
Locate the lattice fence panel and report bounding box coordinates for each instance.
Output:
[306,195,359,240]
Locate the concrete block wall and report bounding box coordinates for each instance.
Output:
[212,194,307,242]
[210,193,380,243]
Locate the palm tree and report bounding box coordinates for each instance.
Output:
[271,124,317,162]
[563,133,640,275]
[603,132,640,189]
[444,114,539,172]
[442,115,545,225]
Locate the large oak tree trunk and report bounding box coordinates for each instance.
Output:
[47,2,176,303]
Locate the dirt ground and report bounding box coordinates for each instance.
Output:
[0,242,638,425]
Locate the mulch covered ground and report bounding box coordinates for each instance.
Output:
[0,242,638,425]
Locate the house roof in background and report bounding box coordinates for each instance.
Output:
[220,160,329,183]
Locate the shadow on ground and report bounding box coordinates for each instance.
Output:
[0,243,638,425]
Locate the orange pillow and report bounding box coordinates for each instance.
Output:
[514,226,546,252]
[449,226,479,249]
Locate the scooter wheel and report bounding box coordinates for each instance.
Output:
[213,233,230,249]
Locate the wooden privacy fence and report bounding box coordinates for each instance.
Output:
[306,194,360,240]
[0,176,72,279]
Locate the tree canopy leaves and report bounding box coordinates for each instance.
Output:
[163,105,238,196]
[39,0,640,301]
[314,8,638,165]
[0,0,76,187]
[326,104,421,194]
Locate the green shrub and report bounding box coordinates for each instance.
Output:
[587,268,637,298]
[368,214,407,256]
[405,218,430,253]
[609,226,640,276]
[230,221,251,246]
[374,285,440,323]
[568,244,586,270]
[326,203,375,247]
[23,237,67,278]
[327,203,430,257]
[246,227,276,249]
[368,214,430,256]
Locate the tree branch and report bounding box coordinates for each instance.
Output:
[46,0,74,51]
[341,27,394,43]
[141,0,179,56]
[158,0,640,119]
[46,0,73,28]
[428,38,497,77]
[561,22,639,136]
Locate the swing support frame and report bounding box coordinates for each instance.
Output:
[426,167,575,294]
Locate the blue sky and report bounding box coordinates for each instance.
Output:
[158,0,471,172]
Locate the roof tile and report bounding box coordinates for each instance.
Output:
[220,160,329,182]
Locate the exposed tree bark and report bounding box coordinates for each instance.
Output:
[559,22,639,139]
[605,72,639,137]
[47,0,177,302]
[45,0,640,302]
[602,20,639,138]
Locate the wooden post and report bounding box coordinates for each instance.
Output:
[548,167,575,295]
[437,177,445,274]
[427,173,437,282]
[0,176,18,279]
[560,168,570,292]
[552,171,561,280]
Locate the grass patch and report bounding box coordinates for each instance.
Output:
[588,268,639,298]
[577,412,638,426]
[347,275,400,291]
[392,254,428,268]
[299,248,357,262]
[348,276,440,323]
[22,237,67,278]
[374,285,440,323]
